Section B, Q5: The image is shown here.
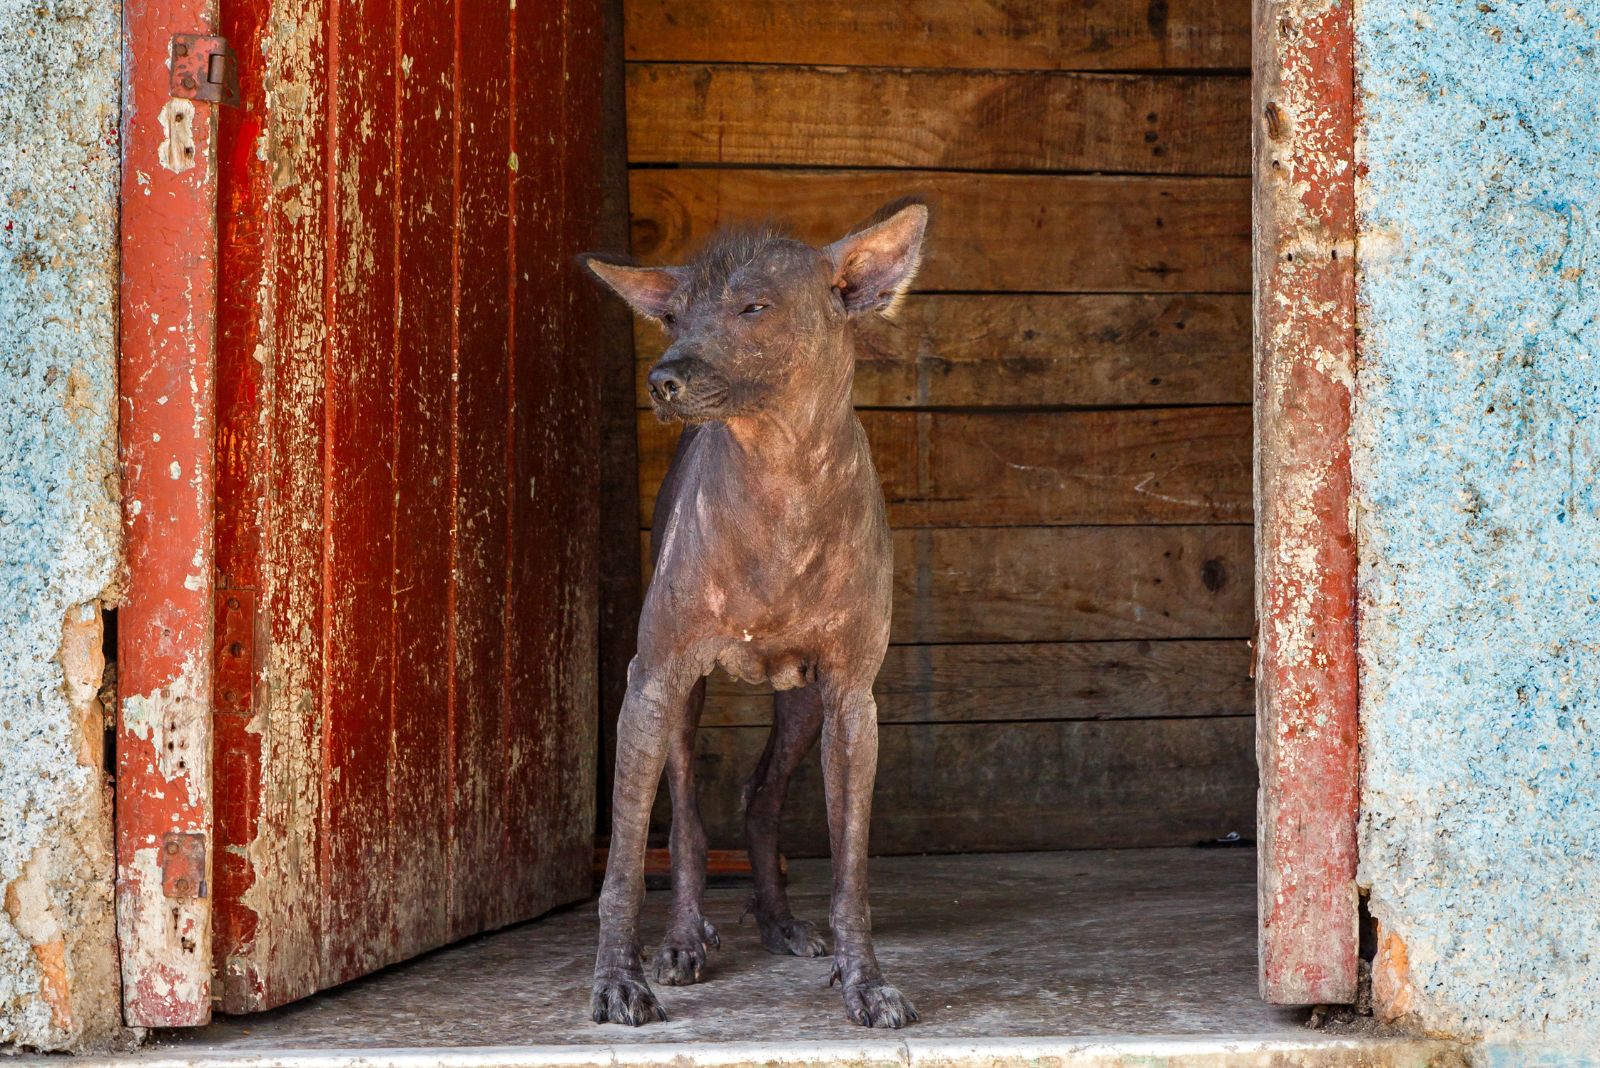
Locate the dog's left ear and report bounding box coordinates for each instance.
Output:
[824,198,929,318]
[578,255,688,323]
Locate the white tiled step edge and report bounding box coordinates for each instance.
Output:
[63,1035,1465,1068]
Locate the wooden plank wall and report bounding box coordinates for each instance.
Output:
[619,0,1255,856]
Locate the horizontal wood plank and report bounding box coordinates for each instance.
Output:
[652,717,1257,855]
[642,524,1252,643]
[629,170,1251,293]
[635,294,1252,408]
[624,1,1251,72]
[627,65,1249,176]
[638,408,1252,527]
[697,639,1252,726]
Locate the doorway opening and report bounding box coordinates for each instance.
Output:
[116,0,1362,1048]
[610,0,1262,1037]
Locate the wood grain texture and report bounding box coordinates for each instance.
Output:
[211,0,603,1011]
[448,0,515,945]
[890,525,1251,643]
[388,0,457,964]
[500,0,604,925]
[638,407,1251,528]
[320,0,400,988]
[635,294,1251,409]
[696,640,1252,727]
[211,0,332,1012]
[624,0,1251,71]
[595,0,644,837]
[630,169,1251,293]
[643,525,1252,644]
[627,65,1248,175]
[503,0,567,929]
[654,717,1258,856]
[213,0,280,1013]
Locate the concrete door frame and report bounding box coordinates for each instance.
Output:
[1251,0,1362,1005]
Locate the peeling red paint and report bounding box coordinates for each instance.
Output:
[205,0,604,1013]
[1253,0,1361,1005]
[117,0,220,1029]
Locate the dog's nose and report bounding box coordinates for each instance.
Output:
[648,365,686,403]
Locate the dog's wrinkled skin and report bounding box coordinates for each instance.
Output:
[580,200,928,1029]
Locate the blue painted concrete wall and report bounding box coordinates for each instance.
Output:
[0,0,124,1051]
[1355,0,1600,1041]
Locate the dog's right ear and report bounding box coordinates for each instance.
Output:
[578,255,688,323]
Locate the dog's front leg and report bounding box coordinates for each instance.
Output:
[591,659,692,1025]
[821,689,918,1029]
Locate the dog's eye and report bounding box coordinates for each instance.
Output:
[662,312,676,326]
[741,303,768,316]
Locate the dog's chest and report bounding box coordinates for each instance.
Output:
[714,638,817,691]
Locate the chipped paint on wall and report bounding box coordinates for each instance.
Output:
[1354,0,1600,1042]
[0,0,127,1051]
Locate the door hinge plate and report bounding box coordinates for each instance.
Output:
[160,832,207,898]
[215,588,256,714]
[170,33,241,108]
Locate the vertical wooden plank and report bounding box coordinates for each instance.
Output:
[555,0,604,899]
[1253,0,1360,1005]
[212,0,275,1011]
[387,0,456,961]
[247,0,333,1011]
[117,0,219,1028]
[320,0,400,986]
[209,0,333,1013]
[503,0,564,920]
[450,0,515,940]
[594,0,639,841]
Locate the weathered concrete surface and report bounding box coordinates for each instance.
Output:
[0,0,127,1052]
[62,852,1462,1067]
[1354,0,1600,1043]
[158,852,1294,1048]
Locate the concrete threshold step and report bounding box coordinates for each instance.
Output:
[65,1034,1465,1068]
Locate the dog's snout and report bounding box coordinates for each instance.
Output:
[648,364,687,403]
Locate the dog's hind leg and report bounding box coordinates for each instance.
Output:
[742,684,828,957]
[654,677,720,986]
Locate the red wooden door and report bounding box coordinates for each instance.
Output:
[206,0,606,1012]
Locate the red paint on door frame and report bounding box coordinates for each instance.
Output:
[1252,0,1362,1005]
[116,0,224,1028]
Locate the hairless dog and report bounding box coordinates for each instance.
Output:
[580,199,928,1029]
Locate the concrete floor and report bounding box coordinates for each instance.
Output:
[165,849,1306,1048]
[51,849,1471,1066]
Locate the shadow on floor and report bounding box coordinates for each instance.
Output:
[161,848,1309,1050]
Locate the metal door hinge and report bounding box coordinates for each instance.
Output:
[215,588,256,714]
[160,832,207,898]
[170,34,241,108]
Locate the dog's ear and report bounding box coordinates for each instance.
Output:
[578,255,689,322]
[824,198,929,318]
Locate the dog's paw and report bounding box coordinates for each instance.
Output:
[654,917,719,986]
[841,979,919,1029]
[758,916,828,957]
[590,971,667,1025]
